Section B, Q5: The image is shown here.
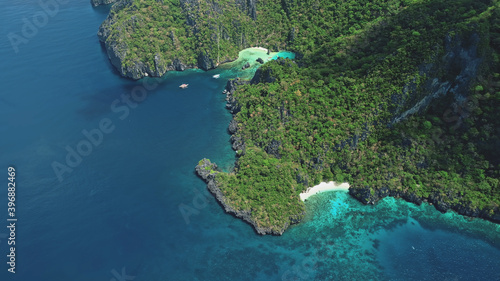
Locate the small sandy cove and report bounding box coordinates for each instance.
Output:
[299,181,350,201]
[251,47,269,51]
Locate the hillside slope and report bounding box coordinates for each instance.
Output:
[97,0,291,79]
[98,0,500,234]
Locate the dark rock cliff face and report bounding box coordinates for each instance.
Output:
[97,0,133,40]
[250,58,297,84]
[197,51,216,71]
[223,78,249,154]
[350,33,500,225]
[349,186,500,224]
[195,159,286,235]
[97,1,199,80]
[235,0,257,20]
[264,139,282,159]
[91,0,118,7]
[197,72,305,235]
[97,0,244,79]
[250,65,276,84]
[224,77,248,114]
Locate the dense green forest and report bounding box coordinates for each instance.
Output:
[100,0,290,73]
[102,0,500,233]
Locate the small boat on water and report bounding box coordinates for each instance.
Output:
[213,74,220,79]
[179,84,189,89]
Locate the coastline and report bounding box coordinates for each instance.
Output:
[300,181,350,201]
[201,73,500,233]
[251,47,269,51]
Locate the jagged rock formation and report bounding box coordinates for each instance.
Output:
[96,0,280,79]
[223,78,248,154]
[235,0,257,20]
[97,0,500,234]
[349,186,500,224]
[195,159,291,235]
[213,25,500,233]
[91,0,118,7]
[97,0,201,79]
[391,33,482,124]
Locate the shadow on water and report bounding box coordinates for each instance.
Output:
[91,3,113,16]
[77,82,145,120]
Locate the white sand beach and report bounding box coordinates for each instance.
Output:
[299,181,350,201]
[216,47,278,79]
[251,47,269,51]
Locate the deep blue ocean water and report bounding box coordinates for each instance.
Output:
[1,2,499,280]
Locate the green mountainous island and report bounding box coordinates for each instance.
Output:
[97,0,500,235]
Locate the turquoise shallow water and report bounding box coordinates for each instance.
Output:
[272,51,296,60]
[285,191,500,280]
[1,2,499,280]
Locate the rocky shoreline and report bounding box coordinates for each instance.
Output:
[350,186,500,224]
[195,158,289,235]
[349,33,500,225]
[202,65,500,235]
[97,5,230,80]
[195,73,303,235]
[223,78,248,154]
[91,0,118,7]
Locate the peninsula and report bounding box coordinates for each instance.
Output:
[98,0,500,235]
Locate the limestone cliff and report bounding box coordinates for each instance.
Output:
[91,0,118,7]
[195,159,294,235]
[97,0,269,79]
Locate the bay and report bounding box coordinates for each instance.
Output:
[0,2,499,280]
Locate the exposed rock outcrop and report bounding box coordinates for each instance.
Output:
[97,4,199,80]
[223,78,249,153]
[392,33,482,124]
[349,186,500,224]
[264,139,282,159]
[235,0,257,20]
[195,159,287,235]
[224,77,249,114]
[92,0,250,79]
[250,65,276,84]
[349,33,500,224]
[91,0,118,7]
[228,119,238,134]
[197,51,216,71]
